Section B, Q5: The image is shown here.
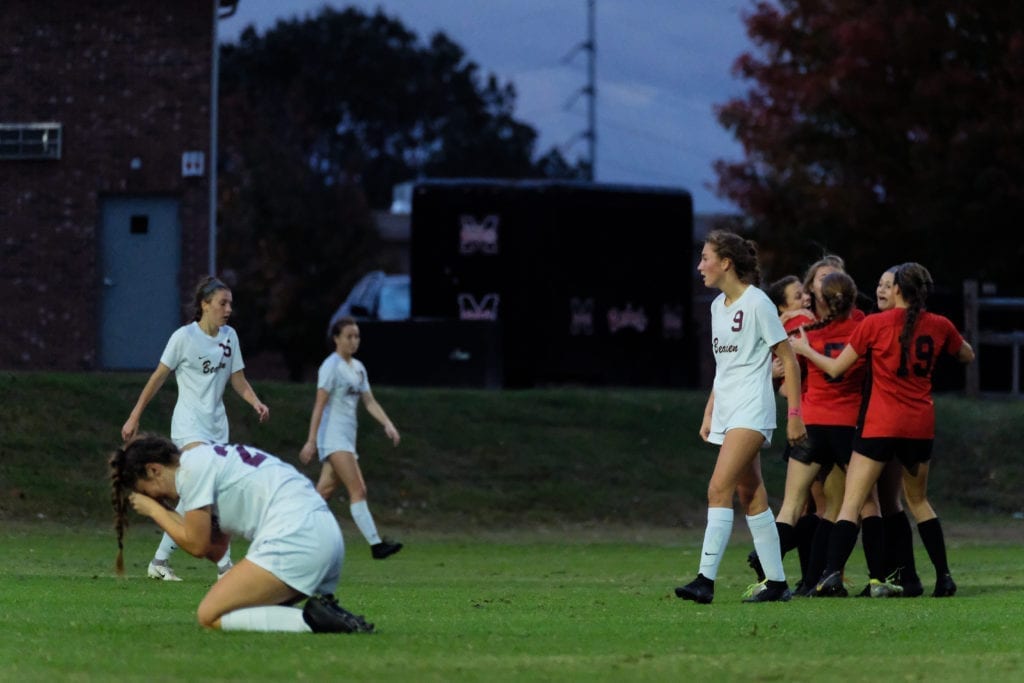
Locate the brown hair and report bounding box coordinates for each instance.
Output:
[705,229,761,285]
[329,316,358,339]
[108,435,180,575]
[802,254,845,315]
[767,275,801,312]
[894,262,934,375]
[800,271,858,333]
[191,276,229,322]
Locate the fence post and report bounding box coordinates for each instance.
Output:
[963,279,979,398]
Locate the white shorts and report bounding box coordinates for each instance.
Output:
[708,426,773,447]
[318,443,359,462]
[246,508,344,597]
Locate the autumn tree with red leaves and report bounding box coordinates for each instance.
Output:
[714,1,1024,293]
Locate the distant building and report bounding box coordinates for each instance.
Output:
[0,1,238,370]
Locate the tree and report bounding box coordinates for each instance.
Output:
[714,1,1024,293]
[217,7,586,379]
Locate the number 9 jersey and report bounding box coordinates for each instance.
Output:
[849,308,966,439]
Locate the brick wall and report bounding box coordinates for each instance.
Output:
[0,1,214,369]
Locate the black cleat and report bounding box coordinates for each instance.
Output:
[302,594,375,634]
[371,538,403,560]
[675,574,714,604]
[812,570,848,597]
[792,581,815,598]
[933,573,957,598]
[743,579,792,603]
[747,550,766,582]
[899,575,925,598]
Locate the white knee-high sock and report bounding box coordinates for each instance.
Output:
[220,606,312,633]
[698,507,734,580]
[350,501,381,545]
[217,544,233,571]
[748,508,785,582]
[154,532,177,562]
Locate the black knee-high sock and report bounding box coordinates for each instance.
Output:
[825,520,860,575]
[805,519,833,584]
[884,511,920,581]
[917,518,951,577]
[860,515,885,580]
[795,514,819,582]
[777,521,798,556]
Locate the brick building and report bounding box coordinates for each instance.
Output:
[0,1,236,370]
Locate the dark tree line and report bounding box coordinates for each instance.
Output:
[714,1,1024,295]
[216,7,585,378]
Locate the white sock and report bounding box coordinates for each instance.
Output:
[748,508,785,582]
[350,501,381,545]
[217,545,233,571]
[220,606,312,633]
[697,507,734,580]
[154,533,177,562]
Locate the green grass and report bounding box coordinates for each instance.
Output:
[2,373,1023,680]
[1,523,1022,682]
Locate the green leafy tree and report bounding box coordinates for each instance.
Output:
[217,7,585,379]
[714,1,1024,292]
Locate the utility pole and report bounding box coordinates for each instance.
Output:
[563,0,597,180]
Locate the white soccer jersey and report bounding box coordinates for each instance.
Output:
[315,353,369,456]
[159,322,245,446]
[176,444,328,542]
[708,285,787,438]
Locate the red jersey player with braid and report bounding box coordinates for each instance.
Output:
[792,262,975,598]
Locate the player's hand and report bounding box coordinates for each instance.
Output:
[128,492,160,518]
[384,424,401,446]
[299,441,317,465]
[789,327,810,356]
[254,401,270,423]
[121,417,139,442]
[786,416,807,445]
[698,416,712,443]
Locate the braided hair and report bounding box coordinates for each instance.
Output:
[797,271,858,334]
[802,254,845,316]
[108,435,180,576]
[894,262,934,375]
[705,229,761,285]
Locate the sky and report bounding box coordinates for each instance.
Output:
[218,0,756,216]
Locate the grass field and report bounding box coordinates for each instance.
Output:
[1,522,1022,682]
[2,373,1023,681]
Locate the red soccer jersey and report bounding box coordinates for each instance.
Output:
[849,308,965,438]
[779,313,815,394]
[803,311,866,426]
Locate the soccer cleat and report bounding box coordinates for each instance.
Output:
[371,538,403,560]
[302,594,375,634]
[896,573,925,597]
[933,573,957,598]
[742,579,792,603]
[746,550,766,582]
[147,561,182,582]
[812,570,848,597]
[675,574,714,604]
[859,578,904,598]
[792,581,816,598]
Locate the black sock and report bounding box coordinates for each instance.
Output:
[825,520,860,575]
[795,514,820,582]
[861,515,885,580]
[805,519,833,585]
[884,511,920,582]
[777,521,797,556]
[917,518,951,577]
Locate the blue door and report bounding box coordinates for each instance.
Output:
[99,196,181,369]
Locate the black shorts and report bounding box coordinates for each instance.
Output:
[789,425,855,469]
[854,436,933,471]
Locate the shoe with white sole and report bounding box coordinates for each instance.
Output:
[147,561,182,581]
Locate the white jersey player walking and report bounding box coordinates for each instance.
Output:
[121,276,270,581]
[110,436,373,633]
[299,316,403,560]
[675,230,806,604]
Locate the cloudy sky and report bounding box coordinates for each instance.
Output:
[219,1,756,215]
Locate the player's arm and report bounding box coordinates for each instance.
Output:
[790,329,858,379]
[772,338,807,444]
[230,370,270,422]
[300,388,331,464]
[129,496,216,558]
[699,390,714,442]
[362,390,400,446]
[121,363,172,441]
[956,339,975,364]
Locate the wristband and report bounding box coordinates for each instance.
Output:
[787,408,802,418]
